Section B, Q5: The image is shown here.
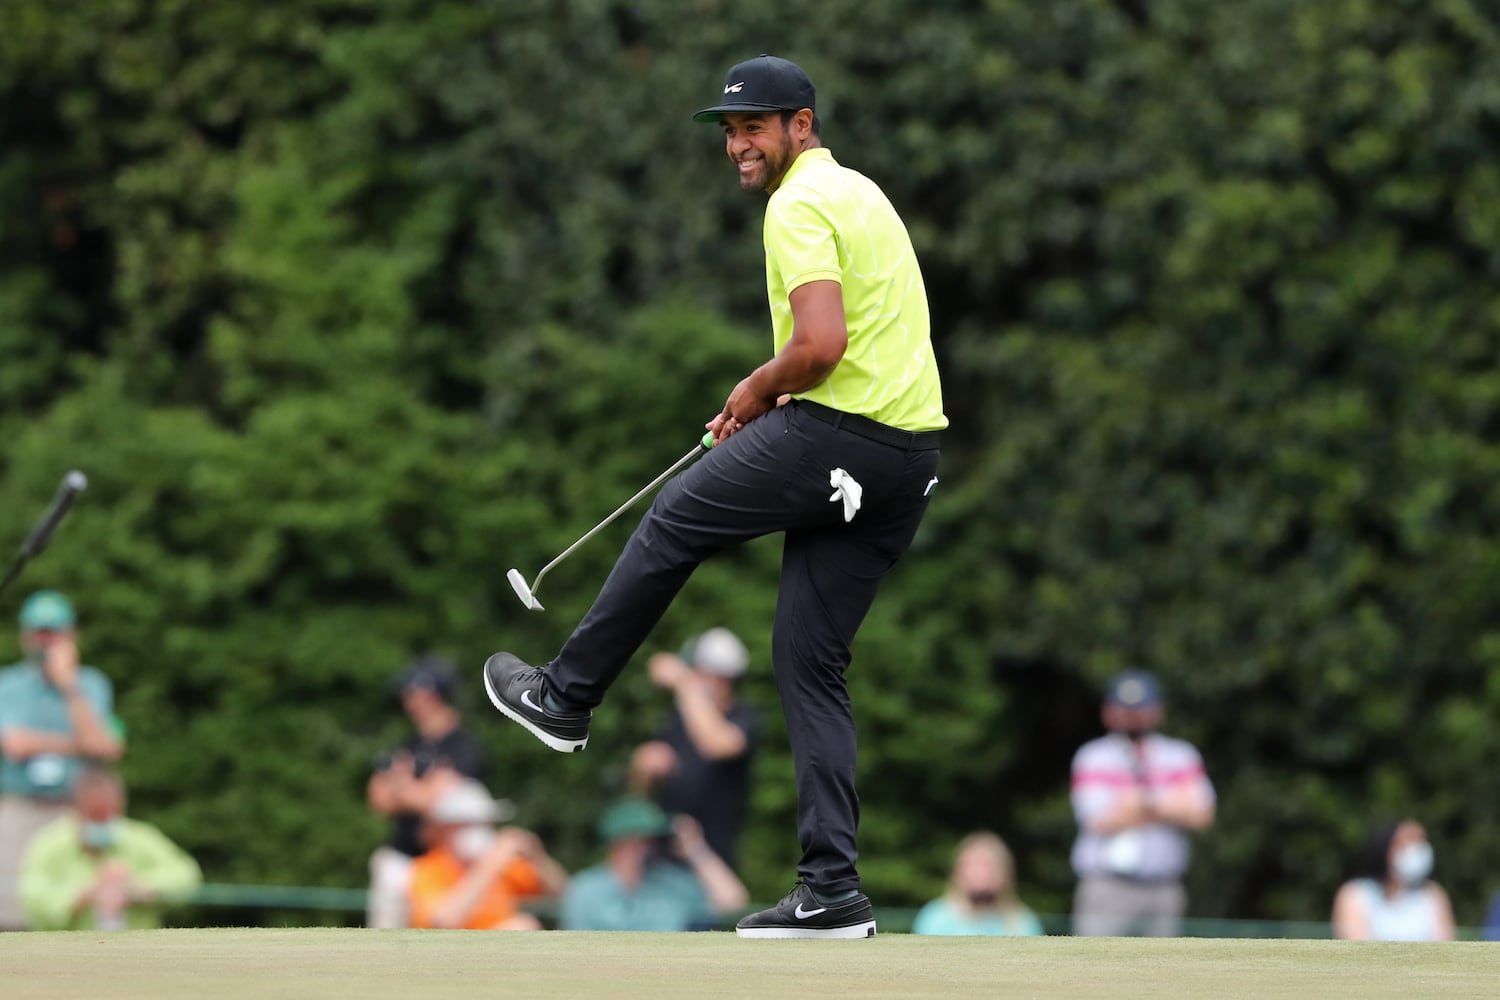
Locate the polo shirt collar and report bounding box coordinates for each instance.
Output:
[781,146,834,187]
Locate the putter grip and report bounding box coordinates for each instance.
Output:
[20,471,87,558]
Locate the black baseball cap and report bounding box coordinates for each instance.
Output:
[693,54,816,123]
[393,655,458,704]
[1105,669,1163,709]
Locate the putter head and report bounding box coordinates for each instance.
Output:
[507,568,544,611]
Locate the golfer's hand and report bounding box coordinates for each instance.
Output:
[705,411,741,446]
[709,376,776,444]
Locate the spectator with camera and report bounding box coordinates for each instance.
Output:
[560,798,748,931]
[19,764,199,930]
[407,779,566,930]
[365,656,487,928]
[0,591,124,930]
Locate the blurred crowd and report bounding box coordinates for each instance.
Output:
[0,591,201,931]
[1,592,1490,938]
[361,630,757,932]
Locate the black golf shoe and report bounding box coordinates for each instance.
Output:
[735,880,877,939]
[482,652,591,753]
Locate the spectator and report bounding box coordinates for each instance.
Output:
[560,798,748,931]
[630,628,759,871]
[365,656,487,929]
[912,831,1043,937]
[1332,819,1455,941]
[0,591,124,930]
[407,780,565,930]
[1069,670,1215,937]
[18,765,199,930]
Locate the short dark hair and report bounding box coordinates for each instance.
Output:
[780,109,821,137]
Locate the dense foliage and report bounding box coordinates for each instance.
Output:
[3,0,1499,925]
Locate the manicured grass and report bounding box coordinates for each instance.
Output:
[4,928,1498,999]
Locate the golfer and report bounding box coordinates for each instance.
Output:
[485,54,946,939]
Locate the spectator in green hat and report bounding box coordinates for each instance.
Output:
[559,798,747,931]
[0,590,123,929]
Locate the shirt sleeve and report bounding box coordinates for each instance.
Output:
[406,856,446,929]
[0,677,17,735]
[122,822,202,904]
[765,190,842,297]
[1164,742,1215,803]
[19,824,94,931]
[1070,743,1120,827]
[443,732,488,783]
[733,706,760,754]
[80,669,114,718]
[558,877,596,930]
[910,899,941,935]
[500,857,545,898]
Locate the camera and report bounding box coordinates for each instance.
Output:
[371,750,440,776]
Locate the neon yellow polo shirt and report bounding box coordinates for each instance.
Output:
[764,148,947,431]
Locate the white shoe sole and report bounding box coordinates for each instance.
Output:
[483,668,589,753]
[735,921,876,939]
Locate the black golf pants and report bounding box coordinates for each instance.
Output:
[547,400,940,894]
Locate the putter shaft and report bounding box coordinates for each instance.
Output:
[524,441,706,602]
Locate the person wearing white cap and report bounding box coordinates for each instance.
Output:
[406,779,566,930]
[631,628,759,872]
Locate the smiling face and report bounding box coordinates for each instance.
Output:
[720,110,812,194]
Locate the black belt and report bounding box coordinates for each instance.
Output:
[794,400,942,451]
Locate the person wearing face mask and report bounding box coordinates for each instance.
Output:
[0,591,124,930]
[1332,819,1455,941]
[366,656,489,929]
[406,780,567,930]
[912,831,1043,936]
[1068,670,1215,937]
[17,765,199,930]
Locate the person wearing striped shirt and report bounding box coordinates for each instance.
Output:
[1069,670,1215,937]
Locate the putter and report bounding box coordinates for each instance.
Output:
[0,470,88,598]
[508,433,714,611]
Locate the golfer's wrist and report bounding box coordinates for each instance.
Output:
[745,363,785,406]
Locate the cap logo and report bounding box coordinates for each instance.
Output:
[1118,679,1146,705]
[724,82,744,93]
